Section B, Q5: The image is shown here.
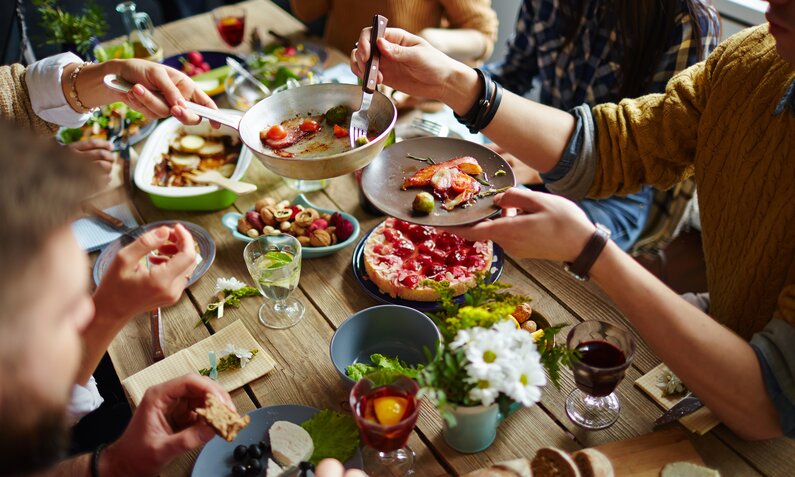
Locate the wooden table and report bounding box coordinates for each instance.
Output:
[97,2,794,475]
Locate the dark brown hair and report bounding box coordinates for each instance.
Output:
[561,0,718,98]
[0,120,101,312]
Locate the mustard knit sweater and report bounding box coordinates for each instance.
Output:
[591,25,794,339]
[290,0,498,60]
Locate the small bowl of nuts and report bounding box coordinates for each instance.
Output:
[221,193,360,259]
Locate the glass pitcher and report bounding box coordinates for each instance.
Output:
[115,1,160,59]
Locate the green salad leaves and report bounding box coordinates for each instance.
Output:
[301,410,360,465]
[346,354,422,381]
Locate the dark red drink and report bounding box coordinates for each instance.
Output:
[216,16,245,47]
[572,340,627,397]
[351,378,419,452]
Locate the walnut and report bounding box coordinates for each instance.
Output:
[512,302,533,324]
[298,236,312,247]
[279,220,292,232]
[309,229,332,247]
[291,223,307,236]
[320,212,332,222]
[326,226,336,235]
[274,209,292,222]
[276,199,291,210]
[255,197,276,211]
[521,320,537,333]
[295,208,320,227]
[259,207,277,226]
[330,232,338,245]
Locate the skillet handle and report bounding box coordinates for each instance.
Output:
[363,15,388,94]
[102,74,243,129]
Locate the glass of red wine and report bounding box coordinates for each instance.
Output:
[211,6,246,49]
[350,373,420,476]
[565,321,636,430]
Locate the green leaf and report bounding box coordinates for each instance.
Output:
[60,128,84,144]
[301,410,360,465]
[346,354,422,381]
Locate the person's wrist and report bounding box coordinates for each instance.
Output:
[564,221,597,263]
[589,239,621,283]
[77,61,125,109]
[98,442,126,477]
[443,62,480,115]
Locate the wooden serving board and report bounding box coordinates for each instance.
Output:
[593,428,704,476]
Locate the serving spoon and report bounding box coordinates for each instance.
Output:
[186,169,257,195]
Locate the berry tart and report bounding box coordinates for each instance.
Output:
[363,218,493,301]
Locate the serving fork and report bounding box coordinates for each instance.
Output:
[349,14,388,148]
[410,117,449,137]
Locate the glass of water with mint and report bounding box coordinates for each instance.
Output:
[244,234,304,329]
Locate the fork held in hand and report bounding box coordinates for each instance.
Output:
[349,14,388,148]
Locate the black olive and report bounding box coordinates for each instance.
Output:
[246,458,262,475]
[247,444,263,459]
[299,461,315,471]
[232,463,247,477]
[233,445,248,461]
[258,440,271,453]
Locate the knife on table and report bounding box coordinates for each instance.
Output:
[654,392,704,427]
[118,116,133,197]
[150,308,165,362]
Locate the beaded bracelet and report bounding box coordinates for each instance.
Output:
[68,62,97,114]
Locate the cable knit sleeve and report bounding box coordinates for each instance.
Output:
[439,0,498,60]
[586,37,728,198]
[0,64,59,135]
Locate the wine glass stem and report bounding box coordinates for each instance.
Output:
[272,300,286,313]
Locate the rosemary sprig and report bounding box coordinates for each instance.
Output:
[476,186,510,199]
[406,153,436,165]
[196,286,260,328]
[198,349,259,376]
[473,175,492,187]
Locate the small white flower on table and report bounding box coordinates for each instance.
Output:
[224,343,254,368]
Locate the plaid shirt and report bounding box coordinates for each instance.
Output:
[487,0,721,110]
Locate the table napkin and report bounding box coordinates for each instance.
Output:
[71,203,139,252]
[122,320,276,406]
[635,363,720,435]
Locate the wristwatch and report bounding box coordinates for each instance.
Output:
[564,224,611,281]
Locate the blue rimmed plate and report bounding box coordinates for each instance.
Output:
[220,194,360,259]
[351,224,504,312]
[92,220,216,287]
[191,404,363,476]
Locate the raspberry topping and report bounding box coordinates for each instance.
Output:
[393,239,415,258]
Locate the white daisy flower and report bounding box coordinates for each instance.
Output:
[213,277,248,295]
[224,343,254,368]
[468,378,501,407]
[464,326,513,378]
[502,355,547,406]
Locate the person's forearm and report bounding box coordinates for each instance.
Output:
[420,28,488,62]
[61,60,125,113]
[441,64,575,174]
[590,241,781,439]
[35,454,91,476]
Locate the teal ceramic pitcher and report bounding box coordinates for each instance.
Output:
[442,402,521,453]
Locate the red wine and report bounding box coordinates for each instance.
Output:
[216,17,245,47]
[578,340,626,367]
[572,340,627,397]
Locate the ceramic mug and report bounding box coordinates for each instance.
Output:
[442,401,521,453]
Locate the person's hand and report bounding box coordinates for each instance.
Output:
[105,59,218,126]
[350,27,466,106]
[67,139,115,177]
[92,224,196,322]
[442,188,596,262]
[315,459,368,477]
[101,375,233,477]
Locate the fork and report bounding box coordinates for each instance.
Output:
[349,14,388,148]
[411,117,449,137]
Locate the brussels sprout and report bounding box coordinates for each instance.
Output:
[355,136,369,147]
[412,191,435,215]
[325,105,349,126]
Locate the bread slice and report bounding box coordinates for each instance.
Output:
[463,458,532,477]
[531,448,582,477]
[572,449,614,477]
[265,458,284,477]
[269,420,314,467]
[194,394,250,442]
[660,462,721,477]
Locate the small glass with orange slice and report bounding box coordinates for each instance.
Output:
[350,372,420,476]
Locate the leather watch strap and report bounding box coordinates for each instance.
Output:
[564,223,611,281]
